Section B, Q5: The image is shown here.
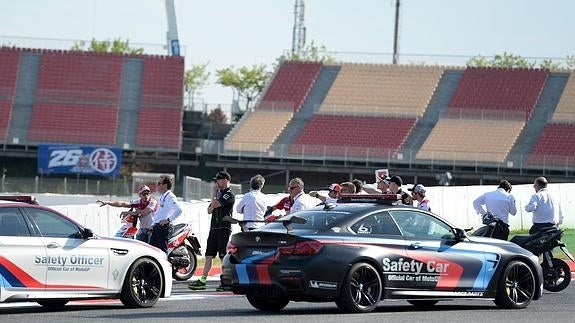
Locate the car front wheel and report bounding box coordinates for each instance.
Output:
[120,257,164,308]
[336,262,382,313]
[494,260,536,309]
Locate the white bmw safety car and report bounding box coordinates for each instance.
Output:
[0,196,172,308]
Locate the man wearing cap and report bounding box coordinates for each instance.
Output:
[473,179,517,240]
[189,171,235,291]
[377,175,391,193]
[235,174,267,231]
[97,185,158,243]
[409,184,431,212]
[150,175,182,252]
[389,175,412,205]
[309,183,342,204]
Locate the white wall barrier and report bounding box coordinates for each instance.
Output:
[32,182,574,252]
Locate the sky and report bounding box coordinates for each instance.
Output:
[1,0,574,107]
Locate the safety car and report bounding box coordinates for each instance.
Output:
[0,196,172,308]
[221,194,543,313]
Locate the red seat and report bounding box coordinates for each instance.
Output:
[28,103,118,144]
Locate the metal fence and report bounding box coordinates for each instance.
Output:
[0,175,131,196]
[183,176,242,201]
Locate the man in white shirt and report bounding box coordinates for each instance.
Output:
[473,180,516,240]
[150,175,182,253]
[525,176,563,234]
[235,174,267,230]
[288,177,317,213]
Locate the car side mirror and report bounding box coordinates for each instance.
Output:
[452,228,466,242]
[82,228,94,239]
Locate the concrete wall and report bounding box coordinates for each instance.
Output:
[30,182,574,251]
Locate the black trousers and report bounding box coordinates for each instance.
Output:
[529,222,555,235]
[492,223,510,240]
[150,223,173,253]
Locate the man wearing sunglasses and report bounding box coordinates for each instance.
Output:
[288,177,317,213]
[151,175,182,252]
[97,185,158,243]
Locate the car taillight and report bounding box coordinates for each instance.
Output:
[278,240,323,256]
[227,241,238,255]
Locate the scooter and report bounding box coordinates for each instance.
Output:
[168,222,202,281]
[114,210,202,281]
[510,227,575,292]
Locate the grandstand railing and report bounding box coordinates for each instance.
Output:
[202,140,575,174]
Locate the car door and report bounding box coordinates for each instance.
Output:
[349,211,410,290]
[25,207,110,290]
[0,207,47,291]
[389,209,486,292]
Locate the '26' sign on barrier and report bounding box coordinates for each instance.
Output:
[38,145,122,177]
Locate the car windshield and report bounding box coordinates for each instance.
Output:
[263,209,352,232]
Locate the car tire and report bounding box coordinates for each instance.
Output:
[246,293,289,311]
[407,300,439,308]
[494,260,536,309]
[335,262,382,313]
[36,299,69,308]
[542,258,571,292]
[172,245,197,281]
[120,257,164,308]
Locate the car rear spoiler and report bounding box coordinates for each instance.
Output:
[223,215,306,234]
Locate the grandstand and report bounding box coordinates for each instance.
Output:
[1,47,575,187]
[0,47,183,151]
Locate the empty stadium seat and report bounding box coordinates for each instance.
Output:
[290,115,416,158]
[258,61,321,112]
[447,67,548,119]
[319,63,443,118]
[416,118,525,163]
[28,103,119,145]
[528,123,575,166]
[37,51,123,105]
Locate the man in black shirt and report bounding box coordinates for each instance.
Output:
[389,175,412,205]
[189,171,235,291]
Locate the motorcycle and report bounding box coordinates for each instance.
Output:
[510,227,575,292]
[168,222,202,281]
[115,210,202,281]
[472,214,574,292]
[470,212,506,238]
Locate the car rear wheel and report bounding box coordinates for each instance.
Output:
[407,300,439,308]
[36,299,69,308]
[494,260,536,309]
[335,262,382,313]
[246,293,289,311]
[120,257,163,308]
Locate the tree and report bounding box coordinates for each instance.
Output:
[207,106,227,124]
[278,40,336,64]
[71,38,144,54]
[184,62,210,109]
[216,64,269,112]
[538,59,562,71]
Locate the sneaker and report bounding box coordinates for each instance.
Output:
[188,276,207,290]
[215,285,226,292]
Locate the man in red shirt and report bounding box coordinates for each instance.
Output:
[97,185,158,243]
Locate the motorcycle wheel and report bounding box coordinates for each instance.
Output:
[542,258,571,292]
[172,245,197,281]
